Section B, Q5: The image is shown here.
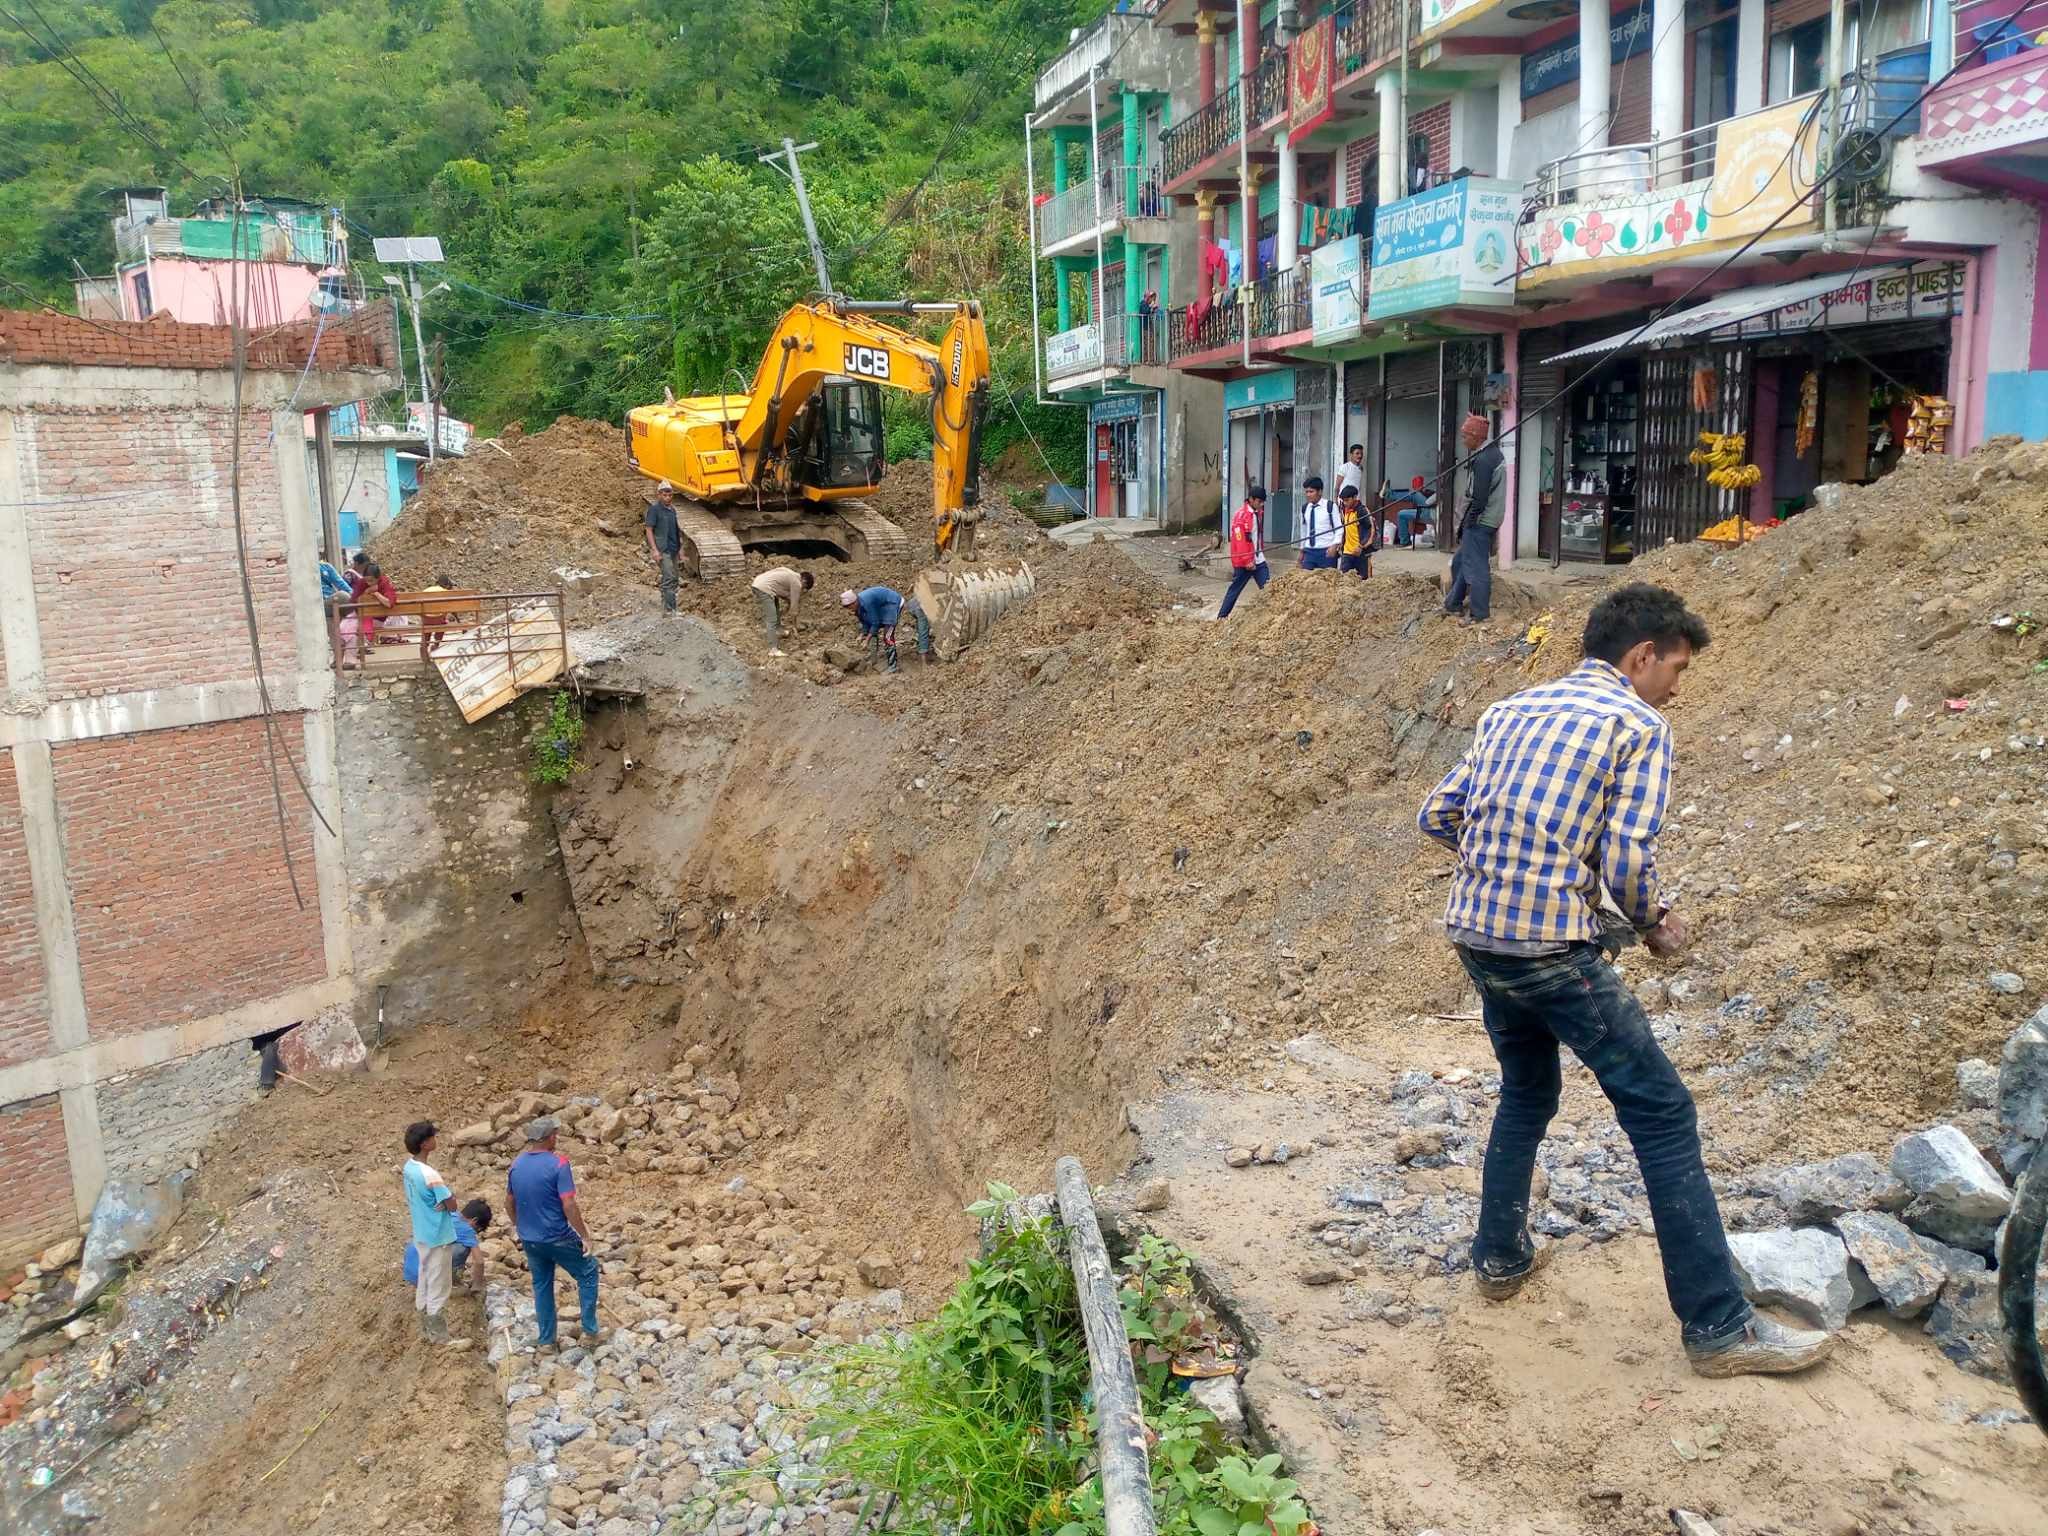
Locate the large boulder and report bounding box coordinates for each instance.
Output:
[1996,1007,2048,1178]
[1832,1211,1947,1319]
[1727,1228,1856,1332]
[1766,1151,1910,1225]
[1890,1125,2013,1253]
[1924,1271,2007,1382]
[73,1171,195,1304]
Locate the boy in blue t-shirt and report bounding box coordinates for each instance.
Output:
[402,1198,493,1292]
[401,1121,462,1342]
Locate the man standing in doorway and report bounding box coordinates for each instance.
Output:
[400,1120,461,1343]
[1336,442,1366,500]
[1443,413,1503,625]
[1417,584,1833,1379]
[507,1117,603,1352]
[1216,486,1270,620]
[1298,475,1341,571]
[644,480,683,616]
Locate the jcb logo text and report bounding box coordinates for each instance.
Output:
[844,344,891,381]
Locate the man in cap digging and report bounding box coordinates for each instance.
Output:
[506,1116,603,1351]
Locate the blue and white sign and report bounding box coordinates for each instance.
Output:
[1521,1,1651,100]
[1310,234,1365,347]
[1224,369,1295,412]
[1367,178,1518,321]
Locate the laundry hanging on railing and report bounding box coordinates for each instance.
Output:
[1296,204,1365,248]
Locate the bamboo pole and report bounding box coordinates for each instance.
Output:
[1053,1156,1155,1536]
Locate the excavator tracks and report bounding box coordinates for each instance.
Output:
[834,499,914,562]
[674,497,748,581]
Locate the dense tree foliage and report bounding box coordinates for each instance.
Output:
[0,0,1090,478]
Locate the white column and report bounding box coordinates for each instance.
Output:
[1651,0,1686,174]
[1498,61,1524,180]
[1735,0,1767,114]
[1579,0,1611,152]
[1277,140,1299,271]
[1377,73,1405,204]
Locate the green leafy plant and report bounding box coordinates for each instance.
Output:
[1117,1234,1210,1396]
[530,689,585,786]
[1191,1454,1312,1536]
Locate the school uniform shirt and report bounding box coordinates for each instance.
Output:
[1339,501,1367,557]
[1299,496,1344,553]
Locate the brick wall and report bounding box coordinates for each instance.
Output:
[22,406,299,698]
[1344,135,1378,206]
[0,755,54,1070]
[1413,102,1452,178]
[56,716,325,1041]
[0,1095,75,1258]
[0,302,399,374]
[99,1040,261,1183]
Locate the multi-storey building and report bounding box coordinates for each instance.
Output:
[1034,0,2048,565]
[1026,11,1226,525]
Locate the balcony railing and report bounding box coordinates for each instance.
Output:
[1036,162,1169,249]
[1953,0,2048,67]
[1248,49,1288,127]
[1526,118,1725,207]
[1250,265,1309,338]
[1167,297,1242,360]
[1163,81,1240,183]
[1035,12,1159,109]
[1104,310,1168,368]
[1333,0,1410,76]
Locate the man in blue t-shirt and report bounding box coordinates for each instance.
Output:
[841,586,904,673]
[401,1120,461,1342]
[402,1198,493,1292]
[506,1117,602,1350]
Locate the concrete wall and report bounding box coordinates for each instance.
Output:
[0,305,394,1263]
[98,1039,260,1184]
[338,677,572,1041]
[306,440,407,546]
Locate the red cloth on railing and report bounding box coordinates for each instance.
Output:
[1187,239,1229,340]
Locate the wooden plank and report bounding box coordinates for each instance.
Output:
[432,601,565,723]
[1053,1156,1156,1536]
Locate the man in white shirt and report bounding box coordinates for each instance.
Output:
[1297,475,1343,571]
[1336,442,1366,499]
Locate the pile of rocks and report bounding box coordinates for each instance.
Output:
[1304,1009,2046,1381]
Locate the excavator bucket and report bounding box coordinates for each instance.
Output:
[912,563,1035,664]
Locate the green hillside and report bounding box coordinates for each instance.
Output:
[0,0,1088,478]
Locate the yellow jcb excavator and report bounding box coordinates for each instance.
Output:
[625,298,992,578]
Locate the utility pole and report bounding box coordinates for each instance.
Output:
[760,138,834,299]
[374,236,447,461]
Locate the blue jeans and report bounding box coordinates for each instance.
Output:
[1443,519,1493,620]
[1396,507,1418,545]
[1217,561,1269,618]
[1454,943,1751,1347]
[524,1238,600,1343]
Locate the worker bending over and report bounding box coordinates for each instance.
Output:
[842,586,904,673]
[751,566,814,657]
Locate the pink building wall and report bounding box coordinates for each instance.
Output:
[123,260,322,328]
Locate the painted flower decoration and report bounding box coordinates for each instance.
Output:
[1538,220,1563,259]
[1574,211,1617,258]
[1663,199,1691,246]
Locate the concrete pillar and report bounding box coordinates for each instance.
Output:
[1239,0,1257,76]
[1498,330,1519,569]
[1579,0,1611,153]
[1652,0,1685,172]
[1377,73,1405,205]
[1196,187,1218,244]
[1197,10,1219,105]
[1498,60,1524,180]
[1736,0,1768,114]
[1122,90,1142,215]
[1051,127,1083,194]
[1278,140,1300,272]
[1053,254,1078,330]
[1243,170,1263,282]
[1126,249,1145,357]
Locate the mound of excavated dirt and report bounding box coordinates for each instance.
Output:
[367,417,1046,623]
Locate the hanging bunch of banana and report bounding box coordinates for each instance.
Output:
[1688,430,1760,489]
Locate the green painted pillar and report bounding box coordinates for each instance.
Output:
[1125,247,1144,359]
[1121,91,1141,217]
[1050,126,1085,195]
[1053,254,1077,331]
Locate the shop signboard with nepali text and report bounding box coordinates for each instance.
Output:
[1311,235,1366,345]
[1368,178,1518,321]
[1289,16,1336,145]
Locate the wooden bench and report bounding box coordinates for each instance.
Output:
[336,589,486,667]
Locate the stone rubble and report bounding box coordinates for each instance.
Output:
[1996,1005,2048,1178]
[1890,1124,2014,1254]
[1726,1228,1857,1332]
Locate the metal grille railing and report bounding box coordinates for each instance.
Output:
[1332,0,1410,77]
[331,588,567,679]
[1248,49,1289,127]
[1250,266,1309,338]
[1163,81,1241,182]
[1953,0,2048,67]
[1167,298,1242,360]
[1104,310,1168,368]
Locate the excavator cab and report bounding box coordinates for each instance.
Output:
[791,377,885,493]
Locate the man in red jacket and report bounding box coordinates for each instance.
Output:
[1217,485,1271,620]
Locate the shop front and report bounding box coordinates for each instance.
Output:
[1087,391,1162,519]
[1537,260,1965,558]
[1224,368,1298,544]
[1342,337,1498,530]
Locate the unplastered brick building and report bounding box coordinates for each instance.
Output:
[0,303,398,1264]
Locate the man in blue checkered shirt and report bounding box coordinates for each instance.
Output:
[1419,583,1832,1379]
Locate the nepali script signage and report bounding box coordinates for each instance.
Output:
[1522,1,1650,100]
[1368,177,1518,321]
[1728,262,1964,337]
[1289,16,1336,144]
[1310,234,1365,346]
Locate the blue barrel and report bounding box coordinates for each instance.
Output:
[1871,44,1933,137]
